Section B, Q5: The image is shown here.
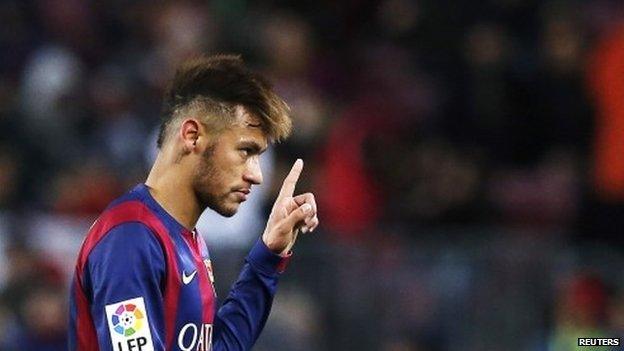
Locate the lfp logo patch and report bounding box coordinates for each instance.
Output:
[105,297,154,351]
[111,302,145,336]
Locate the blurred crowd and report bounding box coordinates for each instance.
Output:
[1,0,624,350]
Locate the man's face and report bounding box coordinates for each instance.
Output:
[192,106,268,217]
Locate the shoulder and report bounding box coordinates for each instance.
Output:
[93,222,160,251]
[84,194,165,249]
[88,222,165,266]
[76,199,166,273]
[79,221,167,297]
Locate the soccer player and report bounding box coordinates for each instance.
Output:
[68,54,319,351]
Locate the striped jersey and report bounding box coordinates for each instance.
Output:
[68,184,290,351]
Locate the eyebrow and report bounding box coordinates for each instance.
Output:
[238,140,267,154]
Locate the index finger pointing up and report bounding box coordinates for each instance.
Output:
[277,159,303,200]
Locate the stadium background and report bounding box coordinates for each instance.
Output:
[1,0,624,350]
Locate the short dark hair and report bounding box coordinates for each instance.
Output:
[157,54,291,148]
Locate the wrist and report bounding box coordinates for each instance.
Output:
[249,238,292,274]
[261,234,287,255]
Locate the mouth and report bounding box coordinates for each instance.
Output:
[233,188,250,202]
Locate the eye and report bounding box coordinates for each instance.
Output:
[240,148,252,157]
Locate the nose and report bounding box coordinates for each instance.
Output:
[243,156,263,185]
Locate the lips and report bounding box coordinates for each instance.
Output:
[233,188,250,201]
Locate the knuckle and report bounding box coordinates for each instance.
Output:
[306,193,317,208]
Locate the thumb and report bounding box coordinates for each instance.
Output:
[283,203,312,230]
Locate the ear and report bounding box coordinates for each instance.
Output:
[179,118,201,152]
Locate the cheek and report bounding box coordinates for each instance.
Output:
[201,146,247,189]
[221,153,247,178]
[203,165,235,193]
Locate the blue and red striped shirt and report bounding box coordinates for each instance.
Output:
[68,184,290,351]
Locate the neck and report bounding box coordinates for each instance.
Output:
[145,152,201,230]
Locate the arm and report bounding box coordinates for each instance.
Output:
[212,159,318,350]
[84,223,166,351]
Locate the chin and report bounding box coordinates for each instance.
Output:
[198,192,240,217]
[219,209,237,217]
[214,203,239,217]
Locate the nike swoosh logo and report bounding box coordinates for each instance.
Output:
[182,270,197,285]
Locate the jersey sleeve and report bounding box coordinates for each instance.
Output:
[83,222,166,351]
[212,238,291,350]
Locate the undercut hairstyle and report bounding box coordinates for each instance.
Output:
[157,54,292,148]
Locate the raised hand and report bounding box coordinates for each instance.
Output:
[262,159,319,256]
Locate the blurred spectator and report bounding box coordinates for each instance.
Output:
[256,286,321,351]
[488,149,580,228]
[547,274,611,351]
[448,21,513,159]
[50,159,123,216]
[607,290,624,337]
[583,17,624,246]
[588,18,624,201]
[139,1,217,92]
[0,239,66,350]
[0,146,20,210]
[2,285,68,351]
[1,240,64,316]
[315,98,385,236]
[260,11,329,157]
[389,139,481,224]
